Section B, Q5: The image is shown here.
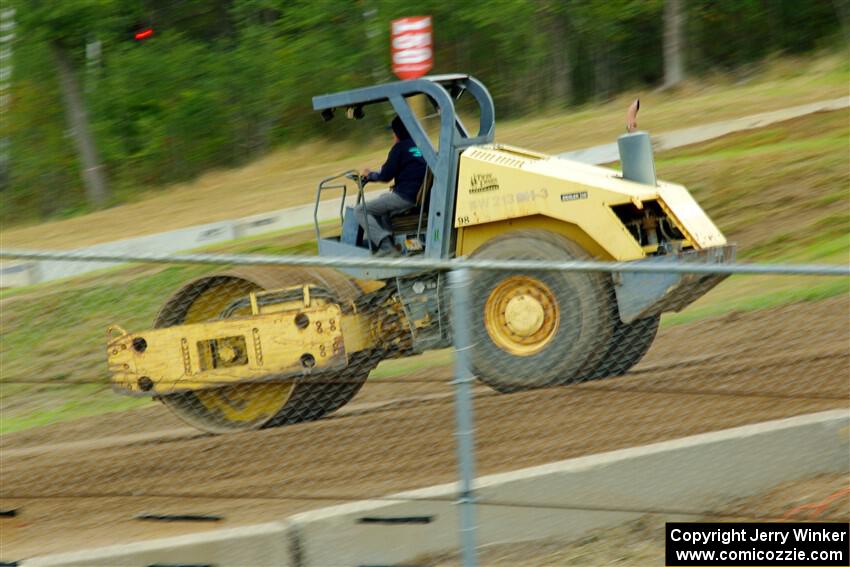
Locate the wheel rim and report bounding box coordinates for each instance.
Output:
[484,275,560,356]
[159,275,295,432]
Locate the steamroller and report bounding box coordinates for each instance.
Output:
[107,75,734,433]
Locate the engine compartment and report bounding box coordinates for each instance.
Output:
[611,200,690,255]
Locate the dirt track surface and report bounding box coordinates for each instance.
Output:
[2,297,848,560]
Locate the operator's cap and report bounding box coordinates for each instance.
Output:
[387,115,411,140]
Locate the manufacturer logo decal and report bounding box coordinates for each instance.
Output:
[469,173,500,194]
[560,191,588,202]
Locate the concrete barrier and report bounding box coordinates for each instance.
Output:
[557,96,850,164]
[10,190,384,287]
[22,409,849,567]
[291,409,850,566]
[33,220,238,283]
[21,522,292,567]
[0,260,39,287]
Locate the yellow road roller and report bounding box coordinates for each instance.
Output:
[106,75,734,433]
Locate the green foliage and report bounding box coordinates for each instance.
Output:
[2,37,81,219]
[3,0,846,223]
[15,0,125,48]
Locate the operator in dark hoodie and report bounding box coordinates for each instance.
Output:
[356,115,426,255]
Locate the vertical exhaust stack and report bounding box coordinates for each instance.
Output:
[617,99,657,186]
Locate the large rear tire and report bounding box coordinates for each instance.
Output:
[583,314,660,379]
[468,231,614,392]
[155,266,373,433]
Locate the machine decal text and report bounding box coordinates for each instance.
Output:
[560,191,588,202]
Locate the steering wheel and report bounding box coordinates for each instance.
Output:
[346,173,368,186]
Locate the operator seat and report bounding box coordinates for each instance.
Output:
[389,168,433,235]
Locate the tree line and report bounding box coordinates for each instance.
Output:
[2,0,846,223]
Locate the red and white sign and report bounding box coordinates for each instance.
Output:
[391,16,432,80]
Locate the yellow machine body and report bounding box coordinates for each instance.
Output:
[454,144,726,259]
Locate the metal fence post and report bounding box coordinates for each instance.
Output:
[449,267,479,567]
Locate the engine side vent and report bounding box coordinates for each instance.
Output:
[466,146,541,169]
[611,200,688,252]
